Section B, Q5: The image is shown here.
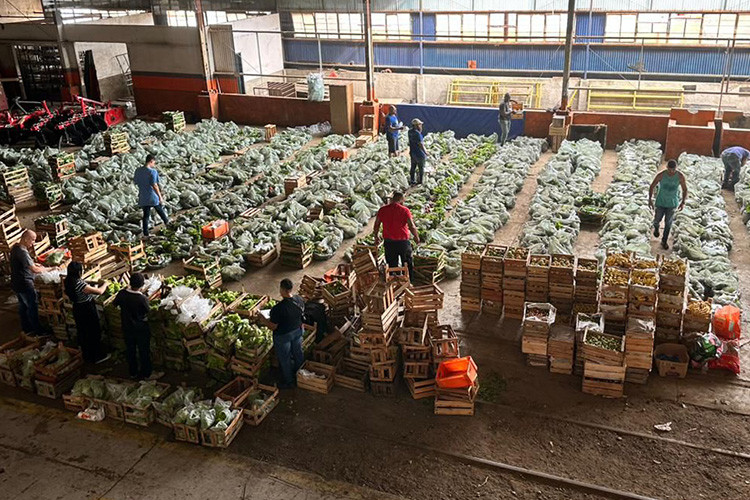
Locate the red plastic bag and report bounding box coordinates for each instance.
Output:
[708,340,741,375]
[712,305,741,340]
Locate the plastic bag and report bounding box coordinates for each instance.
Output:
[307,73,325,102]
[707,340,740,374]
[687,332,725,365]
[712,305,741,340]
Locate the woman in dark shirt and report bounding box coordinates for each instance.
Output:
[64,261,108,364]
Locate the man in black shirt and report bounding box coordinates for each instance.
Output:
[267,278,305,388]
[113,273,162,380]
[10,230,54,336]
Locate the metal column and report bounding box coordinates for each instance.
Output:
[560,0,576,110]
[363,0,375,101]
[194,0,214,88]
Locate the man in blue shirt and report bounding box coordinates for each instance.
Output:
[133,154,169,237]
[721,146,750,189]
[385,105,405,157]
[408,118,428,185]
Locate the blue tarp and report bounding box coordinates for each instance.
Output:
[393,103,524,139]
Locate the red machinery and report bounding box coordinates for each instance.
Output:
[0,96,126,147]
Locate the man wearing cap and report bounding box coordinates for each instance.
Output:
[408,118,428,185]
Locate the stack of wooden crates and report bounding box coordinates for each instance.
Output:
[459,243,484,312]
[624,256,659,384]
[503,247,528,319]
[655,256,688,345]
[521,302,556,367]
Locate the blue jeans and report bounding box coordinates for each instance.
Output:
[141,205,169,236]
[274,328,304,386]
[16,289,42,335]
[410,157,425,184]
[722,152,741,188]
[499,119,511,145]
[653,206,675,243]
[386,134,398,155]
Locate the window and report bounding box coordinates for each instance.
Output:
[737,14,750,43]
[291,12,316,38]
[166,10,197,27]
[371,13,410,40]
[338,13,362,39]
[605,14,637,43]
[314,13,339,38]
[435,14,461,41]
[637,13,669,43]
[544,14,567,42]
[702,14,737,45]
[59,8,145,24]
[668,13,703,44]
[489,13,506,40]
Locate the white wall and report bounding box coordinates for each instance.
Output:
[74,42,129,101]
[230,14,283,91]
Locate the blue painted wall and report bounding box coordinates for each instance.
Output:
[283,38,750,77]
[395,103,524,139]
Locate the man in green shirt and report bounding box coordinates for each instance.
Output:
[648,159,688,250]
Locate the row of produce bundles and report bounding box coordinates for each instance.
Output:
[672,153,738,305]
[597,140,662,257]
[520,138,603,254]
[424,136,547,277]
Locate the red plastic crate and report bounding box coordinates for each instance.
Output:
[201,220,229,240]
[436,356,478,389]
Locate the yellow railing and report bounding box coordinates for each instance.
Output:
[586,87,684,113]
[447,79,543,109]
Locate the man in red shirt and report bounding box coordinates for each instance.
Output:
[373,192,420,280]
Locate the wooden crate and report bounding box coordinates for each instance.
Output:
[279,240,313,269]
[406,377,435,400]
[241,384,279,426]
[429,325,459,359]
[481,244,506,275]
[503,247,529,278]
[658,255,688,290]
[683,299,712,333]
[581,329,625,366]
[434,383,478,416]
[369,360,397,382]
[576,258,600,280]
[334,358,369,392]
[461,243,486,271]
[405,284,444,312]
[527,254,551,281]
[123,382,171,427]
[363,281,395,313]
[460,296,482,313]
[370,380,397,397]
[284,176,307,196]
[582,362,626,398]
[34,368,79,399]
[174,423,201,444]
[313,332,348,367]
[297,361,335,394]
[398,315,428,345]
[214,376,256,408]
[62,393,89,413]
[200,411,244,448]
[361,299,400,337]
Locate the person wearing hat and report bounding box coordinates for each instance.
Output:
[408,118,428,185]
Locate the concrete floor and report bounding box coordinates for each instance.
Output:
[2,142,750,500]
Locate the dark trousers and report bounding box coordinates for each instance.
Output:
[384,239,414,281]
[274,328,304,386]
[410,157,425,184]
[141,204,169,236]
[653,206,676,244]
[125,327,152,378]
[72,300,103,363]
[16,289,41,335]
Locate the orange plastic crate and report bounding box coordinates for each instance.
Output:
[201,220,229,240]
[436,356,478,389]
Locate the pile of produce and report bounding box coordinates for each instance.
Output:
[671,154,738,304]
[575,191,609,223]
[520,139,603,254]
[236,323,272,352]
[173,397,239,432]
[207,313,249,353]
[420,136,546,276]
[597,140,662,256]
[152,386,203,422]
[584,331,621,351]
[631,270,658,287]
[603,268,629,286]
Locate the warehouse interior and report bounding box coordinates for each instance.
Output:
[1,1,750,500]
